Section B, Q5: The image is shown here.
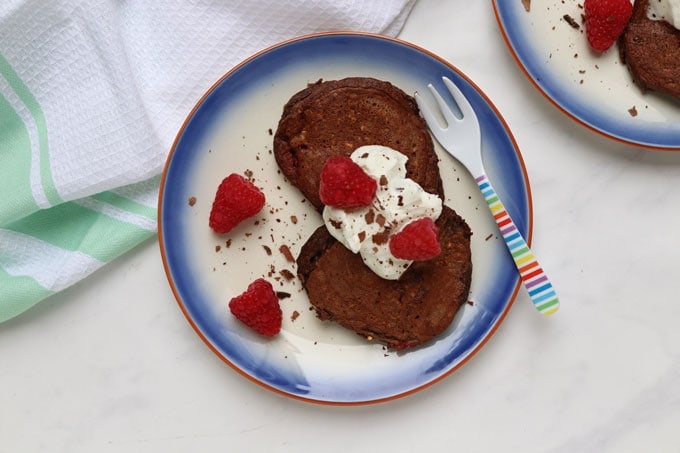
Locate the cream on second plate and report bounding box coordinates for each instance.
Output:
[322,145,442,280]
[648,0,680,29]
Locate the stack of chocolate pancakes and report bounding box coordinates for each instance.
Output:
[274,77,473,351]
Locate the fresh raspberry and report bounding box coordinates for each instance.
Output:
[209,173,265,234]
[584,0,633,52]
[389,217,441,261]
[319,156,377,208]
[228,278,282,337]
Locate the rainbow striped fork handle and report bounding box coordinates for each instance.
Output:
[476,174,560,315]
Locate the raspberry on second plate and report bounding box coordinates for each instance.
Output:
[319,156,377,208]
[209,173,265,234]
[228,278,282,337]
[389,217,441,261]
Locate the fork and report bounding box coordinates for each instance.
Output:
[415,76,559,316]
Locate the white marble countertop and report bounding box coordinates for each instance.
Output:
[3,1,680,451]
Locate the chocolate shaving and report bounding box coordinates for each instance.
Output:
[279,269,295,280]
[376,214,387,227]
[563,14,580,29]
[372,231,390,245]
[279,244,295,263]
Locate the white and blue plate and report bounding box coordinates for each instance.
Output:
[493,1,680,150]
[159,32,530,404]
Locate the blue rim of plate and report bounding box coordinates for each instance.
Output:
[158,32,530,405]
[492,1,680,151]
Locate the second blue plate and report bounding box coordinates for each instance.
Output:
[494,1,680,150]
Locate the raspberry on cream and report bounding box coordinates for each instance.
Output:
[322,145,442,280]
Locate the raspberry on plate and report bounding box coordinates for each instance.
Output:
[228,278,282,337]
[209,173,265,234]
[584,0,633,52]
[319,156,377,208]
[389,217,441,261]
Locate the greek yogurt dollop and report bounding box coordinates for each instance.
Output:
[322,145,442,280]
[648,0,680,29]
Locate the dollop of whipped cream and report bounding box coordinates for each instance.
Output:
[648,0,680,29]
[322,145,442,280]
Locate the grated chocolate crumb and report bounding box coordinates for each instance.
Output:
[279,244,295,263]
[376,213,387,227]
[563,14,580,29]
[371,230,390,246]
[280,269,295,281]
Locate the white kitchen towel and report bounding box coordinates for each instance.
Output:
[0,0,417,322]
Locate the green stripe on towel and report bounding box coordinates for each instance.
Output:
[4,199,156,263]
[91,191,157,221]
[0,91,39,222]
[0,267,54,322]
[0,52,61,208]
[0,202,156,322]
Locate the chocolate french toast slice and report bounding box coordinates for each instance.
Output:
[297,206,472,350]
[273,77,444,210]
[619,0,680,100]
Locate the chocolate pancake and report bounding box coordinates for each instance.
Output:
[619,0,680,100]
[297,206,473,351]
[274,77,443,210]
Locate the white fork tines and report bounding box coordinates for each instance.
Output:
[416,77,482,175]
[415,76,559,316]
